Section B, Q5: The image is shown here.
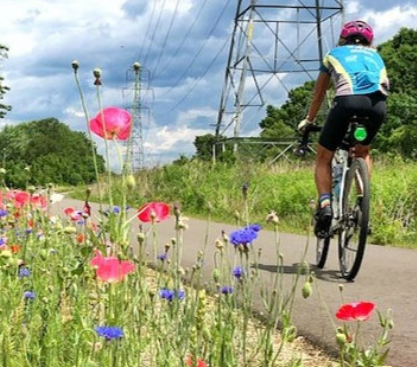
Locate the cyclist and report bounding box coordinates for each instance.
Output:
[298,20,389,237]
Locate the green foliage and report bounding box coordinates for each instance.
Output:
[0,43,11,118]
[0,118,105,187]
[259,81,316,138]
[257,27,417,161]
[121,158,417,248]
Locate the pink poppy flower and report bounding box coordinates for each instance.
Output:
[90,249,135,283]
[63,207,82,221]
[137,202,170,223]
[336,301,375,322]
[31,194,47,208]
[90,249,117,268]
[89,107,132,141]
[11,190,30,207]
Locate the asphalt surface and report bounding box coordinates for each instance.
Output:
[55,198,416,367]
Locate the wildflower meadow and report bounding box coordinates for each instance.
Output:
[0,63,394,367]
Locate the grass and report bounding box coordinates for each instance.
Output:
[71,156,417,249]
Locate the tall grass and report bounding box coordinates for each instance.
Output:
[106,156,417,248]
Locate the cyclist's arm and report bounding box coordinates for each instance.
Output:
[306,72,331,121]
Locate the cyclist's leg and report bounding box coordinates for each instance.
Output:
[314,98,351,236]
[355,144,372,175]
[314,145,334,236]
[315,144,333,198]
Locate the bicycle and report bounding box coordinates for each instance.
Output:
[295,117,371,281]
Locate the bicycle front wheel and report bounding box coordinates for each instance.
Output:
[338,157,370,281]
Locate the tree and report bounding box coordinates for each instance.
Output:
[0,118,105,187]
[259,27,417,160]
[259,81,316,139]
[0,44,11,118]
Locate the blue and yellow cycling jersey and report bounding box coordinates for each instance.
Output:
[320,45,389,96]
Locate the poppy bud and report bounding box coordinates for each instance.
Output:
[336,332,347,346]
[301,281,312,299]
[137,232,145,244]
[215,239,224,250]
[212,268,220,282]
[0,250,12,258]
[126,175,136,190]
[64,226,77,234]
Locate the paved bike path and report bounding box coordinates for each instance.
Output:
[55,199,415,367]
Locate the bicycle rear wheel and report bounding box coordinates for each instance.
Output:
[316,236,330,268]
[338,157,370,281]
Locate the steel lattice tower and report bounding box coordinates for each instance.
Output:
[123,64,151,171]
[215,0,344,139]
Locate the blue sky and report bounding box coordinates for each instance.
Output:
[0,0,416,169]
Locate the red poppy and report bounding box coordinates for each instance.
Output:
[186,355,209,367]
[89,107,132,141]
[90,249,135,283]
[83,201,91,216]
[10,244,21,253]
[63,207,82,221]
[31,194,47,208]
[336,301,375,322]
[137,202,170,223]
[12,191,30,207]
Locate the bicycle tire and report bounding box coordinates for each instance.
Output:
[316,236,330,268]
[338,157,370,280]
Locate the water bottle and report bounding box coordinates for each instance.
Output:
[332,163,343,201]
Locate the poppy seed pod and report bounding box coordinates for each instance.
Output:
[71,60,79,71]
[133,62,141,72]
[93,68,102,78]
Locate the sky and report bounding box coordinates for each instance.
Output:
[0,0,416,170]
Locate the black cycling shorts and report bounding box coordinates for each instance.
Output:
[319,92,387,151]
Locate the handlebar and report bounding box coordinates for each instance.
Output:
[293,116,370,157]
[293,123,321,157]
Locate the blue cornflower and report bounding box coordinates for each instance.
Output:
[0,209,8,217]
[233,266,244,279]
[24,291,35,299]
[95,326,124,340]
[19,267,31,278]
[221,286,234,294]
[247,223,262,232]
[229,224,261,246]
[113,206,121,214]
[159,288,185,301]
[157,253,167,261]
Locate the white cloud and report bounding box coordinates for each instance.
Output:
[0,0,415,168]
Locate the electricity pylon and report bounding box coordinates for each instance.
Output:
[123,63,152,171]
[215,0,344,139]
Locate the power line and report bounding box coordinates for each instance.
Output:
[137,1,158,62]
[165,37,230,113]
[159,0,233,98]
[142,0,168,67]
[150,0,182,79]
[154,0,210,79]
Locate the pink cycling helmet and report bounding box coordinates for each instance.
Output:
[340,20,374,44]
